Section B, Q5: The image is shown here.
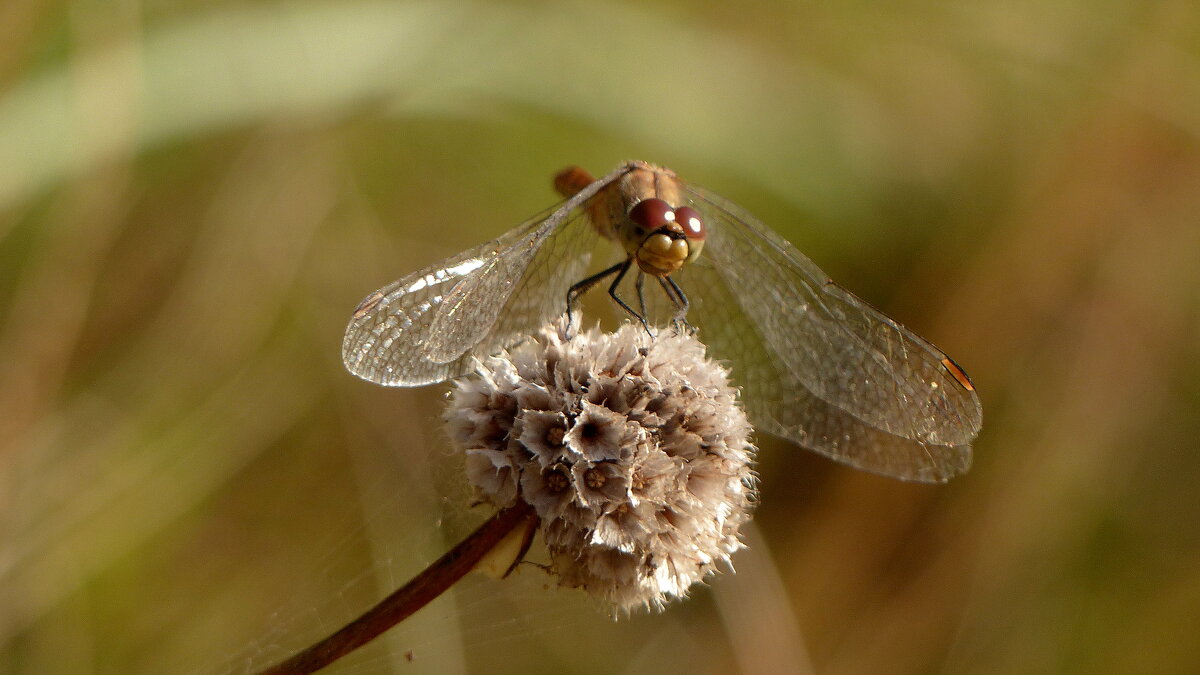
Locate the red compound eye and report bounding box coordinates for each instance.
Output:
[628,198,675,231]
[674,205,706,240]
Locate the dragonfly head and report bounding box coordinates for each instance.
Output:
[623,198,707,276]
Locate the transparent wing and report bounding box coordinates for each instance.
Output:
[342,168,629,386]
[676,182,982,482]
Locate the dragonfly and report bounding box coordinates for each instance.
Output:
[342,161,982,483]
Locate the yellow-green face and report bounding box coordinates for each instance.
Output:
[616,197,707,277]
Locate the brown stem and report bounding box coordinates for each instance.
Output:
[259,502,536,674]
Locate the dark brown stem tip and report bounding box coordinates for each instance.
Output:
[257,502,537,674]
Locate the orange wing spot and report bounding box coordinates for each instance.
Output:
[352,290,385,319]
[941,357,975,391]
[554,166,596,198]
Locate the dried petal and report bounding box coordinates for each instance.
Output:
[563,401,628,462]
[463,448,519,508]
[520,463,575,522]
[517,409,569,467]
[571,460,631,511]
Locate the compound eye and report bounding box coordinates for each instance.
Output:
[628,198,675,231]
[674,205,706,240]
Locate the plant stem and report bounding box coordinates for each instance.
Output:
[259,502,537,674]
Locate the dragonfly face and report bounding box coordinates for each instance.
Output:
[343,161,983,483]
[623,197,706,276]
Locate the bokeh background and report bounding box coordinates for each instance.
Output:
[2,1,1199,673]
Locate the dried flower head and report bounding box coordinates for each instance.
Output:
[444,319,757,611]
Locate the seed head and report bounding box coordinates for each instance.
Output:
[444,320,757,611]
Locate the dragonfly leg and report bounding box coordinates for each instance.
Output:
[566,260,626,334]
[635,272,649,321]
[608,260,654,337]
[659,275,693,334]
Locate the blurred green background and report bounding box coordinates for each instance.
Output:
[2,0,1199,673]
